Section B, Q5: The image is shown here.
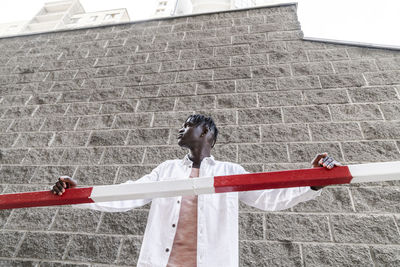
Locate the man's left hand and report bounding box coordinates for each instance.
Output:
[310,152,342,190]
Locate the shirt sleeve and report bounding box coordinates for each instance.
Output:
[73,162,163,212]
[237,165,322,211]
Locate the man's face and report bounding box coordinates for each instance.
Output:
[177,117,205,149]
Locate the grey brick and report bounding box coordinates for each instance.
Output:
[342,141,400,162]
[218,125,259,144]
[286,40,325,51]
[51,80,82,91]
[61,147,104,164]
[310,122,362,141]
[138,97,175,112]
[240,241,301,267]
[249,41,286,54]
[308,49,349,61]
[41,117,78,131]
[117,237,142,266]
[278,76,321,90]
[158,83,196,97]
[234,16,264,26]
[348,86,398,103]
[32,165,76,184]
[250,22,299,33]
[0,148,28,164]
[45,70,77,81]
[102,147,145,164]
[5,207,57,230]
[346,47,399,59]
[231,54,268,67]
[23,148,63,165]
[100,100,138,114]
[90,88,124,102]
[98,210,148,235]
[34,104,68,117]
[141,72,176,85]
[77,115,114,130]
[303,244,373,267]
[117,165,157,183]
[0,119,13,132]
[213,144,237,162]
[172,22,202,32]
[376,57,400,71]
[268,30,303,41]
[265,213,330,241]
[259,91,304,107]
[0,259,37,266]
[320,74,366,88]
[160,60,194,72]
[127,128,170,145]
[291,62,334,76]
[261,123,309,142]
[27,92,60,105]
[195,109,236,126]
[304,89,349,105]
[236,78,277,92]
[128,63,160,74]
[351,187,400,213]
[51,131,89,147]
[288,142,343,162]
[95,54,147,67]
[66,235,121,263]
[153,111,193,127]
[251,64,291,78]
[239,143,288,163]
[88,130,129,146]
[366,70,400,85]
[75,165,118,185]
[330,104,383,121]
[283,105,331,123]
[58,91,91,103]
[380,102,400,120]
[217,94,257,109]
[361,121,400,139]
[1,95,30,106]
[239,213,263,240]
[15,132,53,147]
[148,50,180,62]
[51,207,100,233]
[0,232,23,257]
[204,19,233,29]
[214,67,251,80]
[215,45,249,56]
[4,106,37,118]
[332,214,400,244]
[0,210,12,228]
[114,113,152,129]
[137,42,167,52]
[0,133,19,148]
[0,166,36,183]
[124,85,160,98]
[215,26,249,37]
[195,57,230,70]
[143,146,185,164]
[332,59,378,73]
[180,48,214,60]
[238,108,282,124]
[176,95,215,110]
[370,246,400,266]
[177,69,212,82]
[269,50,307,64]
[17,232,69,260]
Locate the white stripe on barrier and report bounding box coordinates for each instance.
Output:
[349,161,400,183]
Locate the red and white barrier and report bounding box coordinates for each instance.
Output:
[0,161,399,210]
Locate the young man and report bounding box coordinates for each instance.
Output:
[52,114,340,267]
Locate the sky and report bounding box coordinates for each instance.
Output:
[0,0,399,48]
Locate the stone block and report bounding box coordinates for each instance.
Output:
[153,111,190,128]
[34,104,68,117]
[251,64,291,78]
[100,100,138,114]
[1,95,30,106]
[196,80,234,95]
[364,71,400,85]
[307,49,349,61]
[304,89,349,104]
[268,30,303,41]
[101,147,145,164]
[249,41,286,54]
[332,59,378,73]
[232,54,269,67]
[147,50,180,62]
[138,97,175,112]
[177,69,213,83]
[361,121,400,140]
[141,72,177,85]
[58,91,91,103]
[124,85,160,98]
[342,141,400,162]
[180,48,214,60]
[218,125,260,144]
[17,232,69,260]
[239,143,288,163]
[380,102,400,120]
[95,55,147,67]
[51,80,82,92]
[117,165,157,183]
[32,165,76,184]
[66,234,121,263]
[41,117,78,131]
[236,78,277,92]
[370,245,400,266]
[302,244,373,267]
[283,105,331,123]
[261,123,309,142]
[320,74,365,88]
[0,148,28,164]
[238,108,282,125]
[128,63,160,75]
[51,131,89,147]
[348,86,397,103]
[4,106,37,118]
[293,187,354,212]
[351,187,400,213]
[90,88,124,102]
[51,207,100,233]
[278,75,321,90]
[376,57,400,71]
[0,231,23,257]
[331,214,400,244]
[15,132,54,148]
[259,90,304,107]
[291,62,334,76]
[27,92,60,105]
[143,146,186,164]
[158,83,196,97]
[330,104,383,121]
[288,142,343,162]
[114,113,152,129]
[217,94,257,109]
[61,147,104,165]
[117,237,142,266]
[240,241,301,266]
[269,50,308,64]
[45,70,77,81]
[23,148,64,165]
[77,115,114,130]
[195,57,229,70]
[75,165,118,185]
[215,45,249,57]
[0,259,37,266]
[136,42,167,53]
[98,210,148,235]
[264,213,331,241]
[127,128,170,146]
[5,207,57,231]
[0,119,13,132]
[88,130,129,146]
[0,166,36,184]
[194,109,236,126]
[0,210,12,228]
[213,144,237,162]
[176,95,216,110]
[161,60,194,72]
[214,67,251,80]
[0,133,18,148]
[239,212,263,240]
[310,122,362,141]
[346,47,399,59]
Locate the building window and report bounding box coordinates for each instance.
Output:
[159,1,167,6]
[156,8,165,13]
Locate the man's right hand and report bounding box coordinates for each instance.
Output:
[51,176,78,196]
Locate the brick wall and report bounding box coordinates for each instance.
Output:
[1,3,400,266]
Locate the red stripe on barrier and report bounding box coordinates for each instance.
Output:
[0,187,94,210]
[214,166,353,193]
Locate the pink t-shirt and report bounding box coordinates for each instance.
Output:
[167,167,199,267]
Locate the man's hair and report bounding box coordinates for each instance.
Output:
[186,114,218,147]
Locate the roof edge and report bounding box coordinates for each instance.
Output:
[303,36,400,51]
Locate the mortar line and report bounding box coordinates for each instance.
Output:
[12,232,26,258]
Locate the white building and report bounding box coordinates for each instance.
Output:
[153,0,193,18]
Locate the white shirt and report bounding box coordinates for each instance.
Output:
[77,155,321,267]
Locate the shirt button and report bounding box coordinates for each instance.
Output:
[166,248,170,252]
[177,200,180,204]
[172,224,176,228]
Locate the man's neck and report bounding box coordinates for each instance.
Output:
[188,147,211,168]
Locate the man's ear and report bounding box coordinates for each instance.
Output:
[201,125,208,137]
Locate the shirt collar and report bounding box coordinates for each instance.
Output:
[181,154,216,166]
